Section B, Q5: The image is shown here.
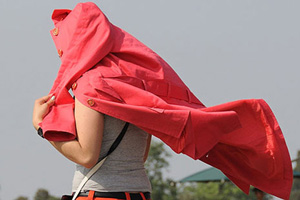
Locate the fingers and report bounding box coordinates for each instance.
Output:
[32,95,56,130]
[35,94,55,105]
[46,96,55,106]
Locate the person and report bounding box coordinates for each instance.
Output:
[33,2,292,199]
[33,95,152,200]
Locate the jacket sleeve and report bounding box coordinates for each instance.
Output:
[40,2,115,140]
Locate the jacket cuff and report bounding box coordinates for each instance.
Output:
[40,103,76,141]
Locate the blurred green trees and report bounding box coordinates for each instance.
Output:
[14,189,60,200]
[14,197,29,200]
[146,141,272,200]
[290,150,300,200]
[145,141,178,200]
[33,189,60,200]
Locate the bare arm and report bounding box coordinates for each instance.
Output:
[33,96,104,168]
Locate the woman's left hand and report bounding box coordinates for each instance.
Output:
[32,94,55,130]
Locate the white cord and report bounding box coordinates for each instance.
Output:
[72,157,108,200]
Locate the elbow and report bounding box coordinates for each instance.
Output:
[78,155,99,169]
[81,162,96,169]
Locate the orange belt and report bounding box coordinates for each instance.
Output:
[75,191,151,200]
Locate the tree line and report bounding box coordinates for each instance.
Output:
[14,189,59,200]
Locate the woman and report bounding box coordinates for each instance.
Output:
[33,95,152,200]
[33,2,292,199]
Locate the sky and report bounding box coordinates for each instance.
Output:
[0,0,299,199]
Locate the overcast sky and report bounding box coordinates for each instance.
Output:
[0,0,299,199]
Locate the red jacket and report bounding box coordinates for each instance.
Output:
[40,2,292,199]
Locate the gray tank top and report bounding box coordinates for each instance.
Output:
[72,115,152,192]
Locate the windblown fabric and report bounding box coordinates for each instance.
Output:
[40,2,292,199]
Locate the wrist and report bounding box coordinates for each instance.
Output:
[32,118,42,131]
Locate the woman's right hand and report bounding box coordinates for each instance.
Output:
[32,94,55,130]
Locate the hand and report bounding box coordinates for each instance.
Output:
[32,94,55,130]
